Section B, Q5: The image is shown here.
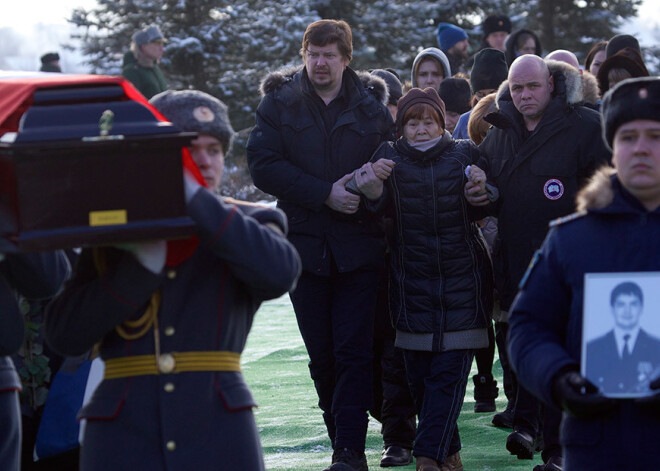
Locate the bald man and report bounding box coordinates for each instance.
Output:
[465,54,610,471]
[545,49,580,71]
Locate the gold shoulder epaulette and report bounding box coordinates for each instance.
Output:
[549,210,588,228]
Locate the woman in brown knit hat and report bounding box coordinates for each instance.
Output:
[349,87,495,471]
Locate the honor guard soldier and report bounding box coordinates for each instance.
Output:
[44,90,301,471]
[508,77,660,470]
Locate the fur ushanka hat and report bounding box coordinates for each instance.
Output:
[150,90,235,153]
[483,14,511,37]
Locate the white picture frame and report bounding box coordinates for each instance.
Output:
[582,272,660,398]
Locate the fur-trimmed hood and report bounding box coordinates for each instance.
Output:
[543,59,584,105]
[258,65,389,106]
[259,65,302,96]
[356,70,389,106]
[576,166,616,211]
[581,71,600,107]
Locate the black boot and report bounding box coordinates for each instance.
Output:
[324,448,368,471]
[473,374,498,413]
[492,401,514,428]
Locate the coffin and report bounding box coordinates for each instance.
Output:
[0,72,197,252]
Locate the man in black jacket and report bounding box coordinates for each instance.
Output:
[466,54,610,471]
[0,251,69,471]
[247,19,392,471]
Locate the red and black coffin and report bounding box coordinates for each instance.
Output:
[0,72,197,252]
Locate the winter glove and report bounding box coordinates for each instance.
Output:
[115,240,166,274]
[552,369,617,420]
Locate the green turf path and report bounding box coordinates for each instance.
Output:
[243,296,544,471]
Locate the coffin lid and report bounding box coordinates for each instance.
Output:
[0,72,178,143]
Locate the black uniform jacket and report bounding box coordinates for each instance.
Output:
[44,189,301,471]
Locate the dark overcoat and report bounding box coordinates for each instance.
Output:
[367,135,493,352]
[478,61,611,309]
[246,66,393,275]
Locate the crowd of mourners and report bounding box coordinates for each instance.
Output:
[2,13,660,471]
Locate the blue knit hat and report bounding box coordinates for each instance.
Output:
[436,23,468,51]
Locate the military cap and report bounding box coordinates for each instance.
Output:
[601,76,660,150]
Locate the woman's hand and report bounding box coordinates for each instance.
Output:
[464,181,490,206]
[354,163,385,200]
[372,158,396,181]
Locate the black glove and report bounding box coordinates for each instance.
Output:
[552,370,617,419]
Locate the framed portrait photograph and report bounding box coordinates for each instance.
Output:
[582,272,660,398]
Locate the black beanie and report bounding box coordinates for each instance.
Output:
[371,69,403,106]
[396,87,446,134]
[439,78,471,114]
[40,52,60,64]
[606,34,640,58]
[150,90,235,153]
[483,15,511,37]
[470,48,508,93]
[601,77,660,151]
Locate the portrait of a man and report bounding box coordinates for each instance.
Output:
[585,281,660,396]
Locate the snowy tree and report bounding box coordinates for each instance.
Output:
[69,0,644,129]
[69,0,319,131]
[68,0,645,200]
[526,0,643,56]
[312,0,513,80]
[329,0,644,74]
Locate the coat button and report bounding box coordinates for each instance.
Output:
[164,326,175,336]
[167,269,177,279]
[164,382,175,393]
[166,441,176,451]
[158,354,176,374]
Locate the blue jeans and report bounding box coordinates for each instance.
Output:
[403,348,473,463]
[290,263,380,451]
